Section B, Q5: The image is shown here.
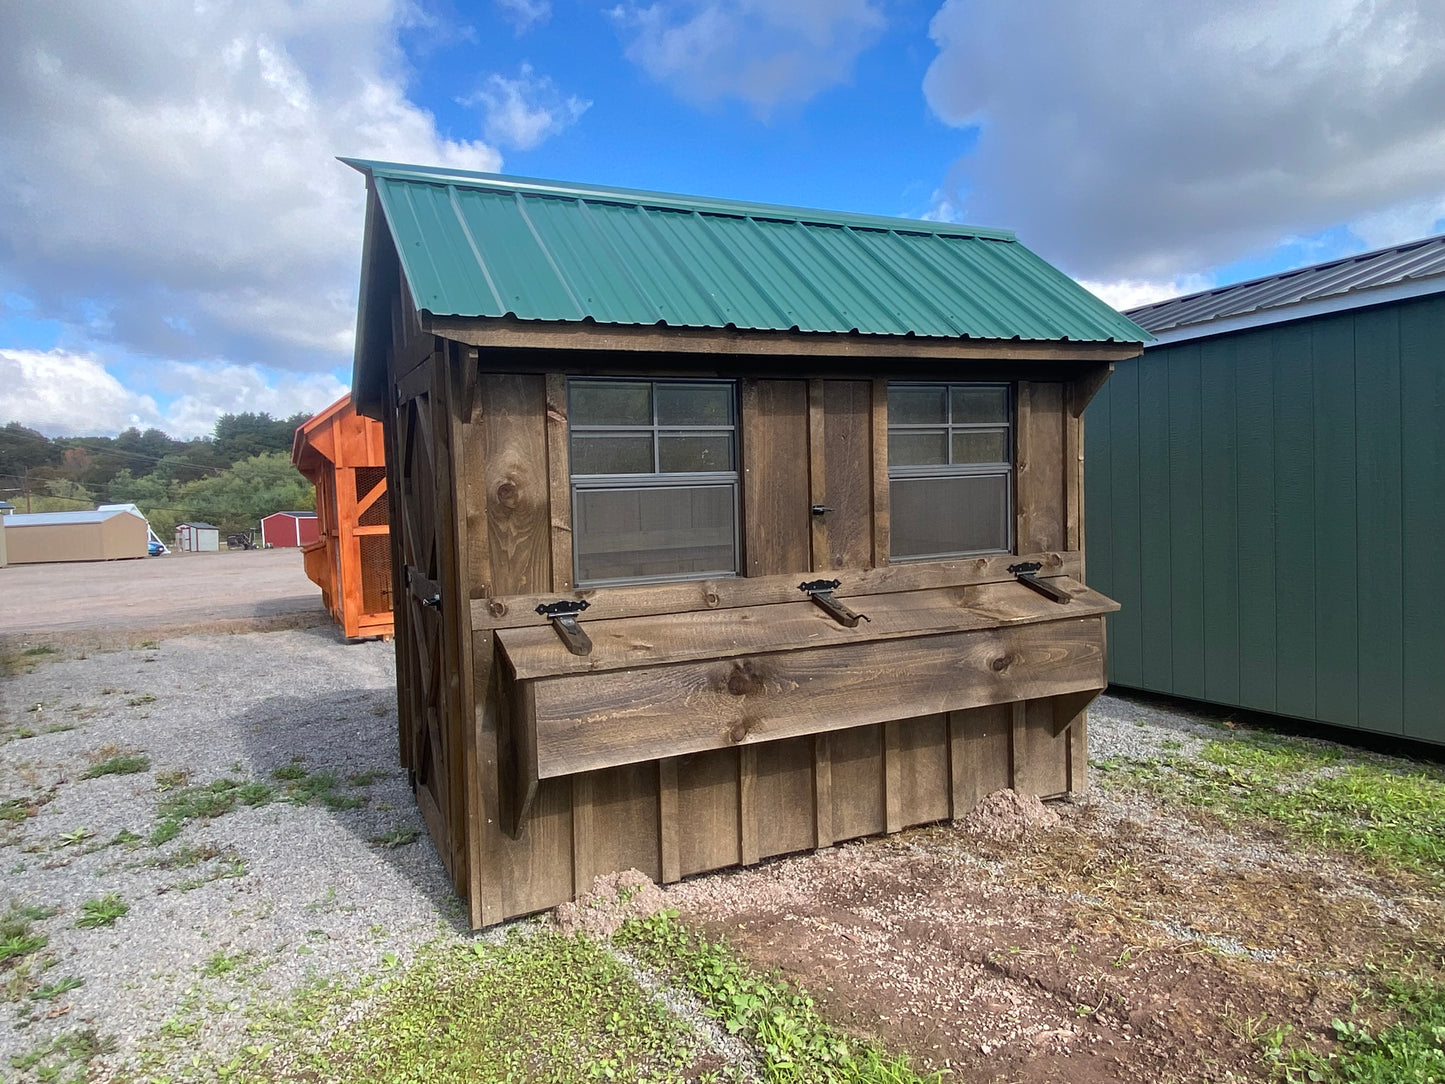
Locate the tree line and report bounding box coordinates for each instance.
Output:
[0,412,316,537]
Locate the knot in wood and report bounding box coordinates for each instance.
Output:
[487,600,507,618]
[724,660,765,697]
[703,589,720,608]
[727,718,758,743]
[990,654,1013,673]
[495,480,519,507]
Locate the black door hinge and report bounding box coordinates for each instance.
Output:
[1007,561,1072,604]
[799,578,870,627]
[535,599,593,656]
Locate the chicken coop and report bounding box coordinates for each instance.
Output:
[346,158,1147,928]
[292,395,393,639]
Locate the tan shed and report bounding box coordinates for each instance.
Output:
[347,159,1149,928]
[2,509,149,564]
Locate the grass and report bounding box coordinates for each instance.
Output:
[618,910,944,1084]
[1266,977,1445,1083]
[1101,731,1445,879]
[221,932,703,1083]
[0,903,54,967]
[80,752,151,779]
[150,777,276,844]
[21,645,58,657]
[369,825,420,849]
[9,1027,116,1082]
[75,893,129,929]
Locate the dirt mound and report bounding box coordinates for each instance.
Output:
[957,788,1060,841]
[554,869,668,938]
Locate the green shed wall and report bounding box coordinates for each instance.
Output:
[1085,292,1445,744]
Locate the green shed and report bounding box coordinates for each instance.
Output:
[1086,234,1445,744]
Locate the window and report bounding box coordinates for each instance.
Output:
[887,382,1012,560]
[568,378,739,586]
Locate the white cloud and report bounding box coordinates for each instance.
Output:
[922,0,1445,281]
[0,0,502,380]
[1077,276,1216,313]
[610,0,885,114]
[496,0,551,34]
[0,348,347,440]
[467,65,590,151]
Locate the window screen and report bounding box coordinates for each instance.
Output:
[568,378,739,586]
[887,383,1012,560]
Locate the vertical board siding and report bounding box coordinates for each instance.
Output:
[1399,297,1445,744]
[1310,313,1359,729]
[1354,307,1405,734]
[742,380,812,576]
[1166,344,1206,699]
[1271,323,1317,720]
[1198,337,1240,705]
[1088,293,1445,744]
[1136,357,1173,691]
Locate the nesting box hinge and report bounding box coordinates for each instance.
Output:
[798,578,870,628]
[535,599,593,656]
[1008,561,1072,604]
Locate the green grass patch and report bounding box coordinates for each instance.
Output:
[75,893,129,929]
[80,752,151,779]
[369,825,420,849]
[9,1027,116,1080]
[1268,977,1445,1083]
[223,933,703,1083]
[618,910,944,1084]
[151,777,276,843]
[1102,733,1445,879]
[21,645,58,657]
[280,768,366,811]
[30,975,84,1001]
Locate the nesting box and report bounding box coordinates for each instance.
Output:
[292,395,393,639]
[346,159,1147,928]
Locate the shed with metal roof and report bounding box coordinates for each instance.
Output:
[1085,232,1445,746]
[347,159,1146,926]
[3,508,149,565]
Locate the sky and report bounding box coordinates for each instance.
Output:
[2,0,1443,439]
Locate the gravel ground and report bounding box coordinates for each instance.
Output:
[2,627,1434,1080]
[0,628,453,1079]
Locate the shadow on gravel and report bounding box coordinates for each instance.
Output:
[228,659,464,928]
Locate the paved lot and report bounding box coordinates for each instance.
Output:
[0,548,326,645]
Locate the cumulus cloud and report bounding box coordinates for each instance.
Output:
[922,0,1445,281]
[610,0,885,114]
[0,0,501,383]
[0,348,347,439]
[496,0,551,34]
[1077,276,1216,314]
[467,65,590,151]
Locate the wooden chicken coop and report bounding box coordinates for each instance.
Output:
[292,395,394,639]
[346,159,1148,928]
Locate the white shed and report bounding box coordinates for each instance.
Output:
[175,522,220,552]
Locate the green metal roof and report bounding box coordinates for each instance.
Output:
[345,159,1148,345]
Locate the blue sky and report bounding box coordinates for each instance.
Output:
[2,0,1443,438]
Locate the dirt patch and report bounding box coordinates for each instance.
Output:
[957,788,1060,841]
[555,869,668,938]
[664,792,1445,1084]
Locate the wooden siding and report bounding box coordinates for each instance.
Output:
[1086,292,1445,745]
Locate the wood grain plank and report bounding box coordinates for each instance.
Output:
[585,763,662,884]
[676,749,742,875]
[756,736,816,859]
[497,577,1116,679]
[830,724,884,841]
[500,777,573,918]
[742,379,811,576]
[948,704,1011,816]
[891,714,951,828]
[570,773,594,895]
[739,746,759,865]
[529,616,1108,777]
[813,734,833,848]
[808,379,828,570]
[1018,382,1066,553]
[544,373,574,592]
[1013,698,1069,798]
[822,380,874,569]
[473,550,1082,630]
[883,721,903,834]
[658,759,680,883]
[481,374,552,596]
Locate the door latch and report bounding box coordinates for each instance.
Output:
[1007,561,1072,604]
[535,599,593,656]
[798,578,870,627]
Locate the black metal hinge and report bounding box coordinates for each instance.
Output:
[1007,561,1072,604]
[536,599,593,656]
[799,578,870,628]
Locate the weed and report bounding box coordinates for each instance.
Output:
[80,752,151,779]
[270,762,308,782]
[126,693,157,707]
[30,975,84,1000]
[280,769,366,812]
[1265,978,1445,1083]
[151,776,275,843]
[155,769,191,791]
[21,645,58,657]
[138,639,159,649]
[0,798,32,824]
[202,950,246,977]
[369,825,420,849]
[347,770,382,787]
[76,893,129,928]
[9,1027,116,1079]
[618,910,944,1084]
[57,827,92,847]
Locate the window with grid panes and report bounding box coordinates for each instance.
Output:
[887,382,1013,560]
[568,378,739,586]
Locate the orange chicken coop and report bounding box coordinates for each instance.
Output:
[292,395,394,639]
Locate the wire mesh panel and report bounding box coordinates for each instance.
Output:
[355,466,389,527]
[359,533,393,617]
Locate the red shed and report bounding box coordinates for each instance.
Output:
[292,395,393,639]
[260,511,320,548]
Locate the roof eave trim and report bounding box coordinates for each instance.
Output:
[1145,274,1445,346]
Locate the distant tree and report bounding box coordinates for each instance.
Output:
[175,451,313,533]
[108,470,180,538]
[24,477,96,513]
[212,412,308,463]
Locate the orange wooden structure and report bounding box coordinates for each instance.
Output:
[292,395,394,639]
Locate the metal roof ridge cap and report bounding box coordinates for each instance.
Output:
[340,157,1018,242]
